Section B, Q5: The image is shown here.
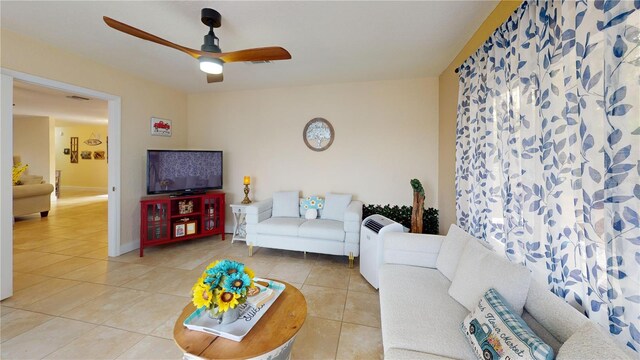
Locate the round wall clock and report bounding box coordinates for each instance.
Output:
[303,118,334,152]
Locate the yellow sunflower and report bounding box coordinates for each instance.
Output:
[192,279,213,309]
[243,267,256,288]
[216,290,240,312]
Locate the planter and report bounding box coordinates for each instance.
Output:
[208,306,241,325]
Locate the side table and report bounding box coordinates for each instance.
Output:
[230,203,250,243]
[173,279,307,360]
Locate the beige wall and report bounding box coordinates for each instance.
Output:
[188,78,439,230]
[437,0,522,234]
[54,120,109,190]
[1,29,188,253]
[13,115,52,182]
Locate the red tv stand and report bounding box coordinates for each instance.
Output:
[139,191,225,256]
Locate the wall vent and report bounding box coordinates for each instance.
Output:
[66,95,91,101]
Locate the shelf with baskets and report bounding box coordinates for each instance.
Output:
[139,192,225,256]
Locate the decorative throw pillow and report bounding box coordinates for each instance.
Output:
[556,321,631,360]
[301,196,325,210]
[12,163,28,185]
[321,193,352,221]
[449,238,531,315]
[271,191,299,218]
[436,224,485,281]
[305,209,318,220]
[462,288,554,360]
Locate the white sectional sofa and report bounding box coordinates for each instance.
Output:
[245,192,363,265]
[379,225,634,360]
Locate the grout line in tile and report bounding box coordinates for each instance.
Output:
[334,320,344,360]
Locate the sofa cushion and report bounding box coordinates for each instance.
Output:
[298,219,345,241]
[462,288,554,360]
[13,183,55,198]
[256,217,305,237]
[383,233,442,268]
[20,174,43,185]
[436,224,483,281]
[521,311,562,356]
[449,238,531,315]
[524,279,587,343]
[379,264,476,359]
[385,348,452,360]
[272,191,299,218]
[556,321,632,360]
[321,193,352,221]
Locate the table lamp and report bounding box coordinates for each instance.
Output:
[242,176,252,204]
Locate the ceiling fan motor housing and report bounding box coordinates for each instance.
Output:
[201,8,222,54]
[202,32,221,53]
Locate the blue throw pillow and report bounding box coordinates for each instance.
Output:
[300,196,324,210]
[461,288,553,360]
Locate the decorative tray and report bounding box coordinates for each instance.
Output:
[183,278,286,342]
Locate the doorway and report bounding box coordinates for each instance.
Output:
[12,80,110,275]
[1,69,121,300]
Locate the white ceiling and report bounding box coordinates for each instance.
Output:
[1,1,498,93]
[13,81,108,123]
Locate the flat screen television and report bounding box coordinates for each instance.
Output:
[147,150,223,195]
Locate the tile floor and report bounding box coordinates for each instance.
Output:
[2,190,382,359]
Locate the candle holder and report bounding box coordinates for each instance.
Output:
[241,184,252,204]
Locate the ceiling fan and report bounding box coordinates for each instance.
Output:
[103,8,291,84]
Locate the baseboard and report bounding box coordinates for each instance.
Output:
[61,186,108,192]
[114,241,138,257]
[114,230,233,258]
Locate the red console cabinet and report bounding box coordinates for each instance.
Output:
[139,191,225,256]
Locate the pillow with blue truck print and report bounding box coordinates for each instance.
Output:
[461,288,553,360]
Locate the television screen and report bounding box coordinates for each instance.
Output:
[147,150,223,195]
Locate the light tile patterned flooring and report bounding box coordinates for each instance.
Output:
[2,190,382,359]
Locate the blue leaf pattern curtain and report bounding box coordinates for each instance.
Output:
[455,0,640,351]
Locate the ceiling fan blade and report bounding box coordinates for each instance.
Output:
[207,73,224,83]
[219,47,291,63]
[103,16,202,59]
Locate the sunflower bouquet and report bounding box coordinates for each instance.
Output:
[192,259,256,315]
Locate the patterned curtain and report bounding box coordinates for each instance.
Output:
[455,0,640,351]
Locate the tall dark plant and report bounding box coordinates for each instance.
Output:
[362,204,439,234]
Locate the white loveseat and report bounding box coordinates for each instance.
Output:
[245,194,363,265]
[379,225,634,360]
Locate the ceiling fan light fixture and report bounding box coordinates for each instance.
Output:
[199,57,224,74]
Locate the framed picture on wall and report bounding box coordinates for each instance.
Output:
[80,151,92,160]
[151,117,172,137]
[70,137,79,163]
[93,151,105,160]
[303,117,334,151]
